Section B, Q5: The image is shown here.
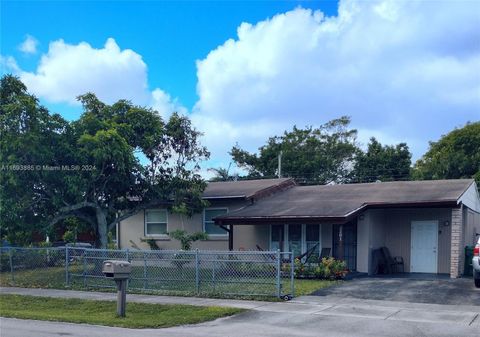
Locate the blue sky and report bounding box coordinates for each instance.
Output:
[1,0,479,176]
[2,1,337,114]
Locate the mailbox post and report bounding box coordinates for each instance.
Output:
[102,260,131,317]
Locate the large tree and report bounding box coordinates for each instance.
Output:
[413,122,480,183]
[353,137,412,183]
[230,117,359,184]
[0,75,209,247]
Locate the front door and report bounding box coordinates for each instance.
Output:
[333,221,357,271]
[410,221,438,273]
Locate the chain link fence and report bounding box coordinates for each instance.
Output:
[0,247,294,299]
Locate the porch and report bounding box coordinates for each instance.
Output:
[223,206,465,278]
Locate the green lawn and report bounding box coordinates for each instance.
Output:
[294,278,340,296]
[0,266,337,299]
[0,294,245,328]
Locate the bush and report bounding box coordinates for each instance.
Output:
[294,257,348,280]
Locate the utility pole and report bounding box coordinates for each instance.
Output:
[278,151,283,178]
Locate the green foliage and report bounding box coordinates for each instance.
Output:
[0,75,71,246]
[107,232,116,250]
[292,257,348,280]
[168,229,208,251]
[62,231,75,243]
[413,122,480,184]
[353,137,412,182]
[231,116,359,184]
[0,75,209,248]
[208,164,238,182]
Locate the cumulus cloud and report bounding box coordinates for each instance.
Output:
[19,35,38,54]
[18,38,149,104]
[151,88,187,118]
[3,38,182,118]
[192,0,480,161]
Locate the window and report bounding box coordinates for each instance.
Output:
[270,224,321,259]
[204,208,228,235]
[271,225,284,251]
[288,224,302,258]
[145,210,168,236]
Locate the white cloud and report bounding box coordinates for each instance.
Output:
[1,55,20,73]
[191,0,480,162]
[18,38,149,104]
[19,35,38,54]
[151,88,187,118]
[4,38,183,119]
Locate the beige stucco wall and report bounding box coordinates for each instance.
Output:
[118,199,254,250]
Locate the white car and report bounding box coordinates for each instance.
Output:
[474,236,480,288]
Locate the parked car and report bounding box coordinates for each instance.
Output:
[474,235,480,288]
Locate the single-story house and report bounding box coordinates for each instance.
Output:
[118,178,480,278]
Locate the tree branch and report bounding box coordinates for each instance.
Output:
[59,201,98,213]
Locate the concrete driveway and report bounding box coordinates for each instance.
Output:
[312,276,480,305]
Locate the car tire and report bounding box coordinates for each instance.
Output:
[475,271,480,288]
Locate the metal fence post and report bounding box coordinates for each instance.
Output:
[212,254,216,291]
[195,249,200,295]
[276,249,281,298]
[65,246,70,286]
[9,248,14,283]
[143,252,147,289]
[290,252,295,297]
[83,249,87,288]
[126,249,130,261]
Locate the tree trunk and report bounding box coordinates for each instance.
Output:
[96,208,108,249]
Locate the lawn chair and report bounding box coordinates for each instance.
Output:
[320,248,331,259]
[380,247,404,273]
[295,243,319,262]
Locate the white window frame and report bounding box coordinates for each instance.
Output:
[144,209,169,237]
[269,224,322,257]
[203,208,229,236]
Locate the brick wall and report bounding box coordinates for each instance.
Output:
[450,206,463,278]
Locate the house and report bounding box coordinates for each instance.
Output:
[118,178,480,278]
[118,178,295,251]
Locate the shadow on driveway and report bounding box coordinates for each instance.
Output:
[311,276,480,305]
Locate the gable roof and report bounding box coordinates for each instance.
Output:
[215,179,476,224]
[202,178,295,200]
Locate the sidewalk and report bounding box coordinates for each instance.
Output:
[1,287,479,326]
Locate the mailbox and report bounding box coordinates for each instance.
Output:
[102,260,131,317]
[102,260,131,279]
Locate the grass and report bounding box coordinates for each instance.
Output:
[0,266,337,299]
[294,278,340,296]
[0,294,245,328]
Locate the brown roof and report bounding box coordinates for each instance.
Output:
[203,178,295,199]
[215,179,475,224]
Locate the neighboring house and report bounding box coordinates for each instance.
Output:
[118,178,480,278]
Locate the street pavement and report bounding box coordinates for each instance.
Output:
[1,287,479,337]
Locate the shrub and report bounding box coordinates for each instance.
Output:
[294,257,348,280]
